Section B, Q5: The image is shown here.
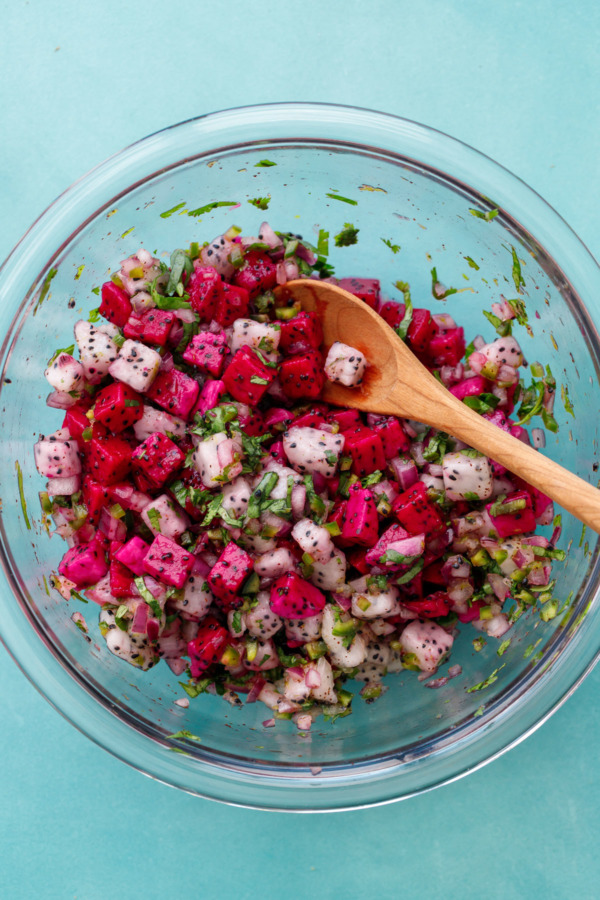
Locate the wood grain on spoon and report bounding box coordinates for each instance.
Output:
[275,279,600,534]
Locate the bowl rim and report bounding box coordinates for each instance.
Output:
[1,101,600,811]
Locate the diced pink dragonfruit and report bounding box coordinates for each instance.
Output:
[269,572,326,619]
[194,379,226,416]
[143,534,195,588]
[146,367,200,419]
[182,332,228,376]
[341,484,379,546]
[207,542,254,610]
[58,542,108,587]
[114,536,151,576]
[486,489,536,538]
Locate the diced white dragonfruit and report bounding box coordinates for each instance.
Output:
[284,668,311,703]
[133,406,186,442]
[108,339,162,392]
[350,583,400,619]
[310,551,347,592]
[105,628,156,670]
[324,341,367,387]
[262,460,303,497]
[308,657,337,705]
[355,640,392,682]
[193,432,243,487]
[254,547,299,581]
[118,249,162,296]
[321,605,367,668]
[221,476,252,519]
[284,613,323,644]
[291,518,335,563]
[168,573,213,621]
[140,494,190,539]
[34,438,81,478]
[46,475,81,495]
[97,322,121,339]
[283,426,345,478]
[44,353,85,393]
[74,320,118,384]
[442,451,493,501]
[246,638,279,671]
[199,234,237,278]
[481,335,523,369]
[244,591,283,639]
[230,319,281,358]
[399,619,454,673]
[240,529,277,555]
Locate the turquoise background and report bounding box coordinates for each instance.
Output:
[1,1,599,897]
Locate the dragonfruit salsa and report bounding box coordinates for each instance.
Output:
[35,221,565,730]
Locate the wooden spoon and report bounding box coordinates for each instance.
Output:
[275,279,600,533]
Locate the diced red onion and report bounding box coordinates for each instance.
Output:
[487,572,510,601]
[294,713,312,731]
[166,658,187,676]
[522,535,550,548]
[262,718,276,728]
[174,698,189,708]
[447,664,462,678]
[131,601,149,634]
[425,676,448,689]
[98,508,127,542]
[258,221,283,250]
[424,462,444,477]
[284,259,299,280]
[46,390,79,409]
[276,261,287,285]
[247,677,267,704]
[389,456,418,490]
[305,667,321,689]
[527,565,552,586]
[296,242,317,265]
[441,555,471,581]
[333,593,352,612]
[160,352,174,372]
[410,441,426,467]
[291,484,307,519]
[532,428,546,449]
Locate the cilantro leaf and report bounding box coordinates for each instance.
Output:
[394,281,413,341]
[248,196,270,210]
[334,223,359,247]
[254,159,276,167]
[160,202,186,219]
[469,207,499,221]
[187,201,238,218]
[510,245,525,293]
[430,267,458,299]
[326,193,357,206]
[381,238,400,254]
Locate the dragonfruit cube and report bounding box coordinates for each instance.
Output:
[341,484,379,547]
[109,559,137,597]
[278,311,323,353]
[365,523,420,568]
[44,353,85,393]
[143,534,195,588]
[215,282,250,327]
[392,481,445,535]
[82,477,110,525]
[269,572,326,619]
[108,339,162,393]
[335,277,380,309]
[427,327,466,367]
[187,616,230,677]
[46,474,81,495]
[193,379,226,416]
[114,536,151,576]
[449,375,489,401]
[324,341,367,387]
[74,320,119,384]
[279,351,324,400]
[407,309,437,354]
[133,406,186,442]
[373,417,410,458]
[343,427,386,476]
[123,309,175,346]
[132,431,185,488]
[233,251,277,298]
[87,436,132,485]
[399,619,454,673]
[93,382,144,433]
[140,494,190,539]
[283,426,345,478]
[99,282,133,327]
[230,319,281,356]
[58,542,108,588]
[182,332,228,376]
[34,438,82,478]
[486,489,536,538]
[188,264,224,320]
[222,346,274,405]
[207,542,254,610]
[193,432,243,487]
[442,451,493,501]
[146,367,200,419]
[378,301,405,328]
[328,408,362,432]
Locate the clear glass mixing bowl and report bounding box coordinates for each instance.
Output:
[1,103,599,811]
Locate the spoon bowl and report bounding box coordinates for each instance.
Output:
[277,278,600,533]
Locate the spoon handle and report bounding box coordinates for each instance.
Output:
[392,380,600,532]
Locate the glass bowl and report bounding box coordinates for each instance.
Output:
[1,103,599,811]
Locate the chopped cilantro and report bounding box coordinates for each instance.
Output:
[561,383,575,418]
[15,461,30,530]
[47,344,76,366]
[249,375,269,385]
[165,248,193,296]
[254,159,276,167]
[482,308,513,337]
[381,238,400,254]
[334,223,359,247]
[133,577,162,619]
[463,256,480,270]
[469,207,499,221]
[187,201,238,218]
[463,393,500,415]
[430,267,458,299]
[466,664,505,692]
[168,729,203,742]
[147,508,162,531]
[114,604,129,631]
[88,306,101,321]
[91,286,100,297]
[34,266,58,315]
[497,639,511,657]
[248,196,270,210]
[395,558,424,585]
[326,192,357,206]
[394,281,413,341]
[510,245,525,293]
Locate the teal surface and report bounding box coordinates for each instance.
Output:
[1,1,599,897]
